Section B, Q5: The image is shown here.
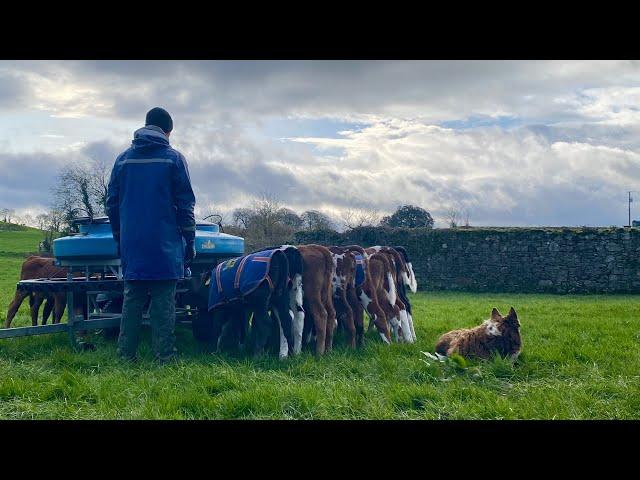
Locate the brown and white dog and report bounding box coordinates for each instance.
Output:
[435,307,522,360]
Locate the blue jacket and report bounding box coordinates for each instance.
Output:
[106,125,196,280]
[208,249,283,310]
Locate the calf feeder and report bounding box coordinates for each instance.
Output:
[0,216,244,347]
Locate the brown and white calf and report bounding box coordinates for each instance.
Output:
[392,246,418,341]
[341,245,392,344]
[362,247,407,342]
[367,246,417,343]
[328,247,361,348]
[298,244,337,356]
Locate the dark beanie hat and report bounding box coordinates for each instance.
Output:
[145,107,173,133]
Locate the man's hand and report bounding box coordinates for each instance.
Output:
[184,241,196,268]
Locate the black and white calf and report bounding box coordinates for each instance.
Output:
[199,248,293,358]
[392,246,418,342]
[265,245,305,357]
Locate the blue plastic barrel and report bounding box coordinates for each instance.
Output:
[53,218,244,261]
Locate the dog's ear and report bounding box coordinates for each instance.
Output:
[506,307,520,326]
[491,307,502,321]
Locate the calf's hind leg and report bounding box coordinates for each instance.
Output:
[249,286,275,357]
[30,293,45,326]
[347,285,364,348]
[307,296,328,356]
[42,295,54,325]
[5,289,29,328]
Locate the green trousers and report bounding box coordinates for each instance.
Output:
[117,280,177,361]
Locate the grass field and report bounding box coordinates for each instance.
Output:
[0,229,639,419]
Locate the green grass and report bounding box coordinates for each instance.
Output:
[0,229,639,419]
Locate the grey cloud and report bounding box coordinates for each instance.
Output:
[0,72,30,109]
[0,152,66,209]
[5,60,640,126]
[2,61,640,228]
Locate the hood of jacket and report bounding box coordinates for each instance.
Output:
[131,125,170,150]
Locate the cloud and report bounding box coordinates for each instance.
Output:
[286,120,640,226]
[0,71,30,110]
[0,151,66,210]
[1,60,640,227]
[4,60,639,125]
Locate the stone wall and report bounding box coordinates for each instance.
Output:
[294,226,640,293]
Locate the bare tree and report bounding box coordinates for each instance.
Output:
[88,157,110,215]
[301,209,334,231]
[52,159,112,228]
[279,207,303,230]
[463,209,471,227]
[230,194,303,250]
[20,214,35,227]
[342,207,380,230]
[232,208,254,229]
[1,208,15,223]
[36,213,49,231]
[250,193,284,238]
[46,209,64,233]
[446,208,459,228]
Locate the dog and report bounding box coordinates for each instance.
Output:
[435,307,521,360]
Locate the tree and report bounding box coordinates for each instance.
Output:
[446,208,459,228]
[279,208,303,230]
[36,213,49,231]
[1,208,15,223]
[342,207,380,230]
[52,159,111,229]
[20,214,35,227]
[230,194,305,251]
[88,157,111,215]
[38,209,65,244]
[232,208,254,229]
[301,210,334,231]
[381,204,434,229]
[250,194,284,238]
[46,209,64,234]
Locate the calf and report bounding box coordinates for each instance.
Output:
[328,247,359,348]
[5,256,67,328]
[363,248,406,342]
[392,246,418,341]
[255,245,305,357]
[367,246,416,343]
[206,248,293,358]
[341,245,392,344]
[298,244,337,356]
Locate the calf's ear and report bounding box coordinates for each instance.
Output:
[491,307,501,321]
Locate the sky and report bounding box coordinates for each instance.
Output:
[1,60,639,228]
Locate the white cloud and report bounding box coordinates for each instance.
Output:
[286,120,640,226]
[1,60,640,226]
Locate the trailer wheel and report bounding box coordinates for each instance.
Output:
[191,309,219,345]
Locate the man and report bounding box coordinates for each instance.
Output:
[106,107,196,363]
